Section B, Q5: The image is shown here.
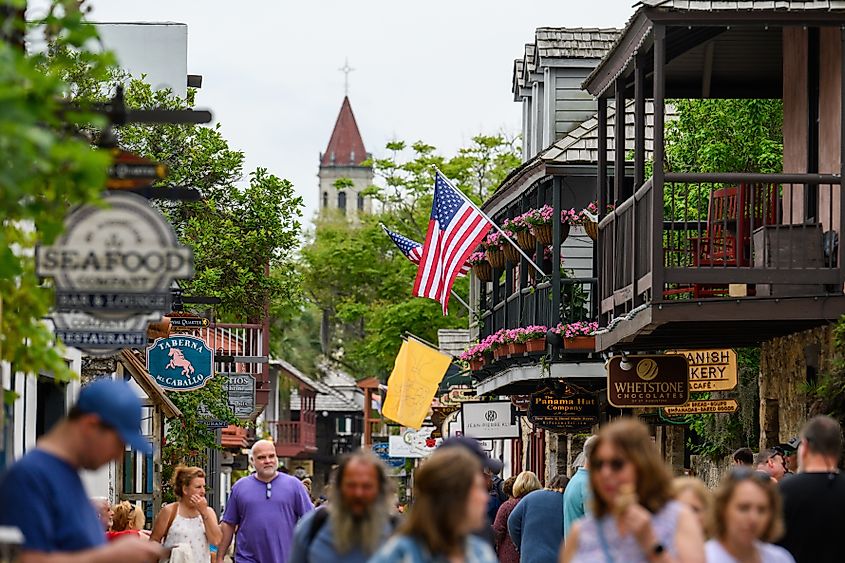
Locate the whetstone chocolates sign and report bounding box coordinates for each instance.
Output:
[607,355,689,408]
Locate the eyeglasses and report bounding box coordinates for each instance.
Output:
[265,482,272,500]
[593,457,627,472]
[728,467,773,484]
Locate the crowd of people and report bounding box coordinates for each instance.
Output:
[1,377,844,563]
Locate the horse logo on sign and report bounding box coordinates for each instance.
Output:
[147,335,214,391]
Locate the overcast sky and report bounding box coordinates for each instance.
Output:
[34,0,636,221]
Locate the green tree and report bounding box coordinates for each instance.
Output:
[1,2,113,389]
[291,135,520,378]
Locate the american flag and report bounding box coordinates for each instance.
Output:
[382,224,470,275]
[413,171,492,313]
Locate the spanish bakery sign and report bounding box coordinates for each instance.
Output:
[606,355,689,408]
[667,349,738,392]
[36,192,193,354]
[146,335,214,391]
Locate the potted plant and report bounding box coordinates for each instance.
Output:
[506,329,526,356]
[518,325,548,353]
[524,205,578,245]
[485,231,505,269]
[459,343,486,371]
[467,251,492,282]
[578,202,616,241]
[558,321,599,351]
[505,214,536,252]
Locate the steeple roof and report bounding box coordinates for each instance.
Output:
[321,96,368,168]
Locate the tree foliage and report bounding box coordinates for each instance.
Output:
[287,135,520,378]
[1,2,113,386]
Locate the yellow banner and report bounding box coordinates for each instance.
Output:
[382,339,452,429]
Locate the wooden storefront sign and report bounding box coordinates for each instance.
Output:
[607,355,689,408]
[663,399,739,415]
[528,384,599,431]
[668,349,737,392]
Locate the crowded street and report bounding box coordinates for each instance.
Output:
[3,1,845,562]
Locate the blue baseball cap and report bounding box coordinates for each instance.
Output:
[75,379,152,455]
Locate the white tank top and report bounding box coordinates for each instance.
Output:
[163,511,210,563]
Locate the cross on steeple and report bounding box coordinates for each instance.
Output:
[338,58,354,96]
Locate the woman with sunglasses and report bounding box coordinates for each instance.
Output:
[705,468,794,562]
[561,419,705,563]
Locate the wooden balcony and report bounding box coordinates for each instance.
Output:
[597,172,845,350]
[271,420,317,458]
[197,323,269,406]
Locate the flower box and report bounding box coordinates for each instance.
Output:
[516,230,536,251]
[507,342,526,356]
[493,346,509,360]
[564,336,596,351]
[473,262,493,282]
[469,357,485,371]
[525,337,546,353]
[486,248,505,269]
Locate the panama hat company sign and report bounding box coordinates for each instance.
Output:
[606,355,689,408]
[146,335,214,391]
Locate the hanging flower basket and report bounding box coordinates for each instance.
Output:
[564,335,596,351]
[486,248,505,269]
[525,337,546,353]
[534,223,571,246]
[507,342,526,356]
[503,243,520,263]
[473,262,493,282]
[516,230,536,251]
[583,218,598,241]
[469,357,485,371]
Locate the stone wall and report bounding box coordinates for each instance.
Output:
[690,454,732,489]
[759,325,836,449]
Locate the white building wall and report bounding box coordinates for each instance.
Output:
[95,22,188,98]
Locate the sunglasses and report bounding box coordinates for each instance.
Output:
[593,457,627,472]
[265,482,272,500]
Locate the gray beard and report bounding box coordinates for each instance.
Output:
[328,496,391,555]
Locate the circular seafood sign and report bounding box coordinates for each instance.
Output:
[36,191,193,320]
[146,335,214,391]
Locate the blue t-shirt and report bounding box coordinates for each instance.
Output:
[0,449,105,552]
[288,508,396,563]
[563,467,591,540]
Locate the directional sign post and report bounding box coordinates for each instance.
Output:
[170,316,210,332]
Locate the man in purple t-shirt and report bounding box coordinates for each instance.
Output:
[218,440,313,562]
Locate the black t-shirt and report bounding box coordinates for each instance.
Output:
[778,472,845,563]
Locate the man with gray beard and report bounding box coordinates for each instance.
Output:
[288,450,398,563]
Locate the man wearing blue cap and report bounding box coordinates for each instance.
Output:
[0,378,167,563]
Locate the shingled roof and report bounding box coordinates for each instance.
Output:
[534,27,621,62]
[320,96,368,168]
[639,0,845,10]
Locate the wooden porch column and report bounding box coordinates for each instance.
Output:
[839,26,845,284]
[634,52,646,191]
[614,77,626,203]
[652,24,667,303]
[551,176,562,327]
[597,97,609,322]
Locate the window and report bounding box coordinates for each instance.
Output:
[336,416,352,435]
[338,191,347,214]
[357,193,365,211]
[322,191,328,208]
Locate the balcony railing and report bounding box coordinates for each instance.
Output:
[599,172,845,325]
[197,323,266,377]
[271,420,317,457]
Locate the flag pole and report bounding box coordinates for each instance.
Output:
[433,167,546,277]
